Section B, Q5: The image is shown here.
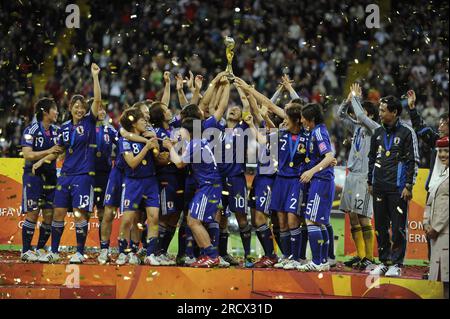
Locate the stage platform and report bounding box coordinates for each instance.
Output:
[0,251,444,299]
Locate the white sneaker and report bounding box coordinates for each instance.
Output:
[328,258,337,267]
[128,252,141,265]
[297,261,322,272]
[21,250,38,262]
[369,263,389,276]
[283,260,302,270]
[116,253,128,265]
[157,253,176,266]
[144,254,160,265]
[39,252,60,263]
[218,256,230,268]
[385,264,402,277]
[299,258,308,265]
[274,258,290,269]
[97,249,110,265]
[184,256,197,266]
[320,262,331,271]
[69,252,86,264]
[35,249,47,260]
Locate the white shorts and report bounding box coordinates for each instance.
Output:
[339,172,373,218]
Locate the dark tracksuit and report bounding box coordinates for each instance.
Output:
[368,119,420,265]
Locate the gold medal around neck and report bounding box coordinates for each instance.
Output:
[305,157,310,163]
[386,151,391,157]
[153,148,159,156]
[96,151,102,157]
[289,162,294,167]
[142,160,147,165]
[69,148,73,154]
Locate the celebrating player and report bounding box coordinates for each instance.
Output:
[338,83,379,270]
[116,107,160,265]
[20,98,62,261]
[40,63,102,264]
[297,103,336,272]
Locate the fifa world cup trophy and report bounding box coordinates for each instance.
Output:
[224,36,235,80]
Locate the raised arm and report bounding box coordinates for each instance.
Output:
[243,114,267,144]
[236,85,250,116]
[247,92,263,126]
[175,73,189,107]
[161,71,171,107]
[406,89,440,149]
[336,99,357,134]
[270,84,284,103]
[213,80,230,121]
[191,75,203,105]
[349,83,379,133]
[199,71,227,112]
[91,63,101,118]
[282,74,300,100]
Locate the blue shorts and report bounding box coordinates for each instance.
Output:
[22,172,56,212]
[121,176,160,212]
[222,174,248,217]
[94,171,109,209]
[104,167,124,208]
[304,178,335,224]
[189,183,222,223]
[249,175,275,215]
[269,175,305,215]
[158,173,185,216]
[54,174,95,212]
[184,174,197,212]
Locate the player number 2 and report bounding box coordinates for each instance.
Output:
[289,198,297,210]
[280,139,287,151]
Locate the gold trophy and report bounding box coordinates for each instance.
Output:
[224,36,235,80]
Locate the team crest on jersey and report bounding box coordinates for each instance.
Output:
[76,126,84,135]
[394,137,401,145]
[104,134,110,143]
[124,199,130,207]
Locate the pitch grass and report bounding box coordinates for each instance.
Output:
[0,215,427,266]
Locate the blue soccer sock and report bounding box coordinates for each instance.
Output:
[280,231,291,258]
[118,238,128,254]
[272,226,282,254]
[141,224,148,249]
[100,240,110,250]
[36,222,52,250]
[299,225,308,260]
[207,222,220,250]
[307,225,323,265]
[185,226,194,258]
[22,219,36,253]
[51,220,65,254]
[239,224,252,258]
[75,220,89,255]
[256,224,275,257]
[157,224,167,254]
[161,225,176,254]
[320,225,330,264]
[290,227,302,261]
[219,230,229,256]
[204,245,218,258]
[326,224,335,259]
[146,237,158,256]
[177,220,187,257]
[129,240,139,253]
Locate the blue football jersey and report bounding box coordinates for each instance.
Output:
[95,123,118,173]
[59,112,97,176]
[256,121,277,176]
[181,138,221,186]
[307,123,334,180]
[119,137,156,178]
[155,125,180,175]
[21,121,60,175]
[217,121,249,177]
[276,128,309,177]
